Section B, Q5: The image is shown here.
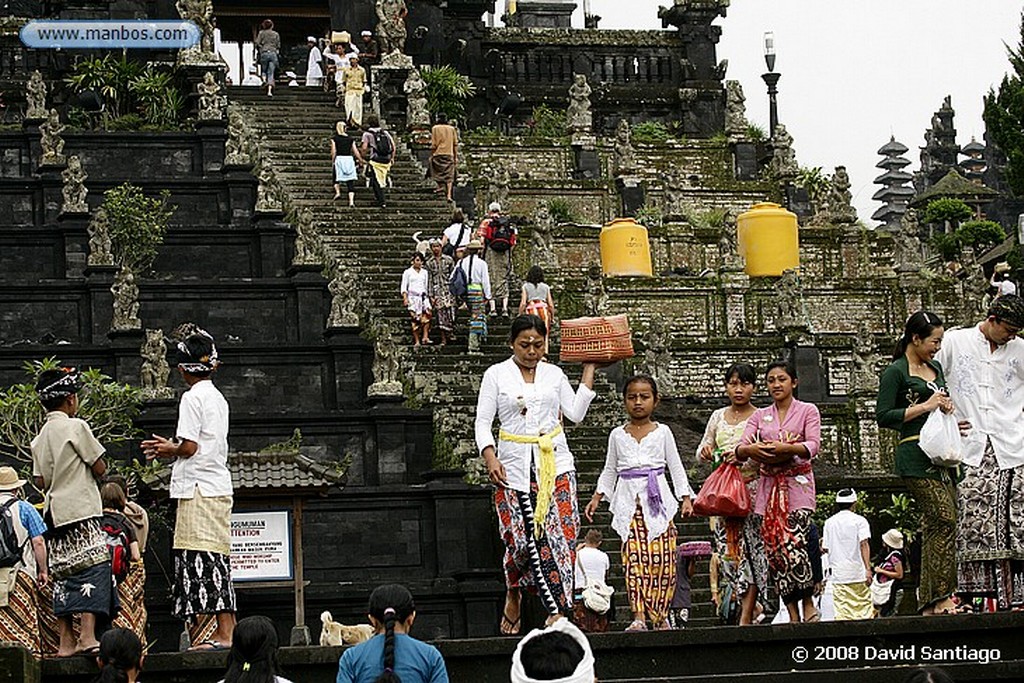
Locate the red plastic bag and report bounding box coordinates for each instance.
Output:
[693,462,751,517]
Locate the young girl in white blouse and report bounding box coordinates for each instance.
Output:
[585,374,693,631]
[400,252,432,346]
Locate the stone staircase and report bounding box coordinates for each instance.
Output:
[227,86,720,628]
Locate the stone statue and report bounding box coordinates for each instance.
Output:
[769,124,798,180]
[292,208,320,267]
[583,264,608,316]
[725,80,748,139]
[176,0,217,63]
[644,316,675,397]
[566,74,593,134]
[111,265,141,330]
[893,208,923,273]
[327,264,361,328]
[664,165,696,219]
[774,268,808,332]
[961,246,990,323]
[26,70,48,120]
[851,321,880,394]
[531,203,556,270]
[375,0,408,57]
[827,165,857,223]
[87,207,115,267]
[39,109,66,167]
[403,69,431,131]
[140,329,174,400]
[197,72,226,121]
[367,322,404,397]
[613,119,637,177]
[61,155,89,214]
[718,209,742,271]
[487,164,510,209]
[224,108,252,166]
[255,163,284,212]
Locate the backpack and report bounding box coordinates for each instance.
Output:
[0,498,23,569]
[486,216,515,253]
[442,223,467,257]
[371,128,393,162]
[449,255,471,297]
[101,515,131,583]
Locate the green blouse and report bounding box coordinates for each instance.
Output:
[876,355,955,481]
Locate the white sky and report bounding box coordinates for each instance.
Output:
[576,0,1023,225]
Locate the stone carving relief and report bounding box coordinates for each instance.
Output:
[769,124,798,180]
[224,107,253,167]
[140,329,175,400]
[583,264,608,316]
[111,265,141,331]
[327,263,361,328]
[566,74,593,134]
[403,69,431,131]
[88,207,115,267]
[531,203,556,270]
[26,70,48,120]
[644,316,675,397]
[367,322,404,397]
[176,0,218,64]
[292,208,320,267]
[61,155,89,214]
[850,321,880,395]
[197,72,226,121]
[724,79,747,139]
[893,208,923,273]
[960,246,989,324]
[773,268,808,333]
[826,165,856,224]
[613,119,637,177]
[718,209,742,271]
[39,109,66,167]
[255,163,284,212]
[376,0,408,58]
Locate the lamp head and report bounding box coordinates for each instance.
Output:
[763,31,776,72]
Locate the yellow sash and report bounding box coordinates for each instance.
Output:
[499,423,564,538]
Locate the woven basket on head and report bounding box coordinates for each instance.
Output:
[559,314,634,363]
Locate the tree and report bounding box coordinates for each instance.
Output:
[984,12,1024,196]
[922,197,972,231]
[102,183,175,272]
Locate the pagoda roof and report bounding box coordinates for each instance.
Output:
[144,451,345,496]
[872,185,915,201]
[961,138,985,154]
[873,170,914,185]
[910,169,1001,207]
[871,206,903,221]
[877,137,909,155]
[876,156,911,170]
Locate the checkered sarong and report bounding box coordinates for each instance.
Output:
[173,489,232,555]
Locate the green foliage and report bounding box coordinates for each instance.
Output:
[104,114,146,131]
[546,198,579,224]
[922,197,973,226]
[745,123,767,142]
[102,183,175,272]
[65,55,184,129]
[708,131,729,145]
[957,219,1007,252]
[527,105,567,139]
[420,65,476,121]
[631,121,670,145]
[984,14,1024,197]
[261,428,302,454]
[0,358,142,463]
[929,232,962,261]
[880,493,920,544]
[465,125,501,142]
[794,166,829,209]
[634,204,663,229]
[431,429,461,470]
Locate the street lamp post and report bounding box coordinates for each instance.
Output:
[761,31,780,138]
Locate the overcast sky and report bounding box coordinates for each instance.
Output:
[574,1,1022,225]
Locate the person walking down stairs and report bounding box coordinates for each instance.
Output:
[360,115,396,208]
[453,240,490,353]
[401,252,432,347]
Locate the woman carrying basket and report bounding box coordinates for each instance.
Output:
[475,314,598,635]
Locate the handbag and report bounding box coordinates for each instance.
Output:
[577,558,613,614]
[870,575,894,607]
[918,409,963,467]
[693,462,751,518]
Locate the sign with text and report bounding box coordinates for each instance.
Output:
[230,510,293,582]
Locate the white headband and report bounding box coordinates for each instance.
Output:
[510,618,595,683]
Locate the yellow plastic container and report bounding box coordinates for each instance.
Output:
[737,202,800,276]
[600,218,653,277]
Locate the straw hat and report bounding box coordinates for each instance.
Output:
[0,466,26,491]
[465,239,484,252]
[882,528,904,550]
[995,261,1012,275]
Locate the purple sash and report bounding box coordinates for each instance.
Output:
[619,466,666,517]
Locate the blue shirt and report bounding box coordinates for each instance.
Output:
[336,634,448,683]
[0,496,46,539]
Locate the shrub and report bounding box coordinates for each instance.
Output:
[102,183,175,272]
[634,204,662,229]
[922,197,973,227]
[745,123,767,142]
[631,121,670,144]
[794,166,829,210]
[956,219,1006,252]
[420,65,476,121]
[527,105,567,139]
[929,232,961,261]
[546,198,578,224]
[65,55,184,130]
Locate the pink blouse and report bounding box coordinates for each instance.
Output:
[740,399,821,515]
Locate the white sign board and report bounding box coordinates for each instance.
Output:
[230,510,293,582]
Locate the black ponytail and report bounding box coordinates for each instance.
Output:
[93,629,142,683]
[223,615,281,683]
[369,584,416,683]
[893,311,944,360]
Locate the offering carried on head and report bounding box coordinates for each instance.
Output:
[559,314,634,363]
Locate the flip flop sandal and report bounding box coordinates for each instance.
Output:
[190,639,229,651]
[625,619,648,632]
[500,611,521,635]
[804,611,821,623]
[74,645,101,657]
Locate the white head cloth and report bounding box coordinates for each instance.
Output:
[510,618,595,683]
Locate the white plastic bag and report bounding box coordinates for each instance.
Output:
[918,410,963,467]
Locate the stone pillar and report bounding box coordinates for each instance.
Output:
[57,211,90,280]
[571,135,601,180]
[86,265,117,345]
[289,264,328,346]
[852,395,883,471]
[720,268,750,336]
[324,327,373,409]
[38,166,63,227]
[252,209,290,278]
[108,328,145,385]
[222,165,256,227]
[194,119,226,176]
[371,64,414,130]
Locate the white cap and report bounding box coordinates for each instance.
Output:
[361,30,372,37]
[307,35,317,43]
[835,488,857,504]
[488,201,501,212]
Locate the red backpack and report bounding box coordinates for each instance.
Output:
[101,515,131,583]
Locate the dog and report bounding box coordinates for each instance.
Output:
[320,610,374,647]
[411,230,431,257]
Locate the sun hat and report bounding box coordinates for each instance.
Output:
[835,488,857,504]
[0,466,26,491]
[882,528,904,550]
[465,239,484,252]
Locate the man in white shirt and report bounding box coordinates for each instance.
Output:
[936,294,1024,611]
[241,66,261,87]
[821,489,872,620]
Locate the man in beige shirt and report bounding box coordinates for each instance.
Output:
[429,112,458,201]
[338,56,366,125]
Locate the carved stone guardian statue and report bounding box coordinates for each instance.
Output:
[367,322,404,397]
[850,321,881,395]
[718,209,743,271]
[531,203,557,270]
[111,265,142,331]
[327,264,361,328]
[566,74,593,134]
[613,119,637,177]
[893,208,924,273]
[197,72,226,121]
[774,268,809,333]
[176,0,219,64]
[26,70,48,121]
[88,207,115,267]
[376,0,411,65]
[39,109,67,167]
[583,264,608,316]
[61,155,89,214]
[292,208,320,267]
[724,80,748,140]
[403,69,431,131]
[140,329,175,400]
[827,165,857,224]
[255,163,284,212]
[769,124,798,181]
[224,108,252,166]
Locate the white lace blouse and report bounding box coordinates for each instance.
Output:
[595,423,694,543]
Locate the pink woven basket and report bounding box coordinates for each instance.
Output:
[559,314,634,363]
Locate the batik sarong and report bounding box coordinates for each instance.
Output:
[188,613,218,649]
[53,561,115,618]
[572,599,609,633]
[172,550,235,620]
[494,471,578,615]
[623,504,676,626]
[904,475,957,611]
[832,582,873,620]
[750,509,814,604]
[46,517,108,581]
[0,570,41,657]
[467,283,487,343]
[112,561,147,648]
[957,442,1024,609]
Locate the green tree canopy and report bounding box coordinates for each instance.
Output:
[984,11,1024,196]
